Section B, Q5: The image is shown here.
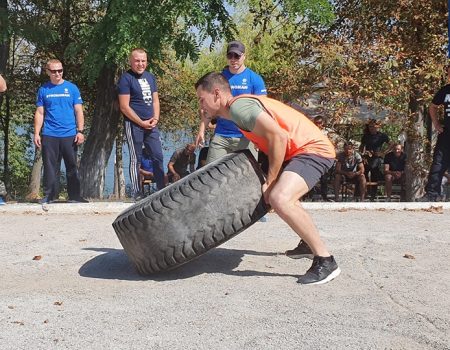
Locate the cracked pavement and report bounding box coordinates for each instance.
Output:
[0,205,449,349]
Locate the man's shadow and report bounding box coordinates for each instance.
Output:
[78,247,297,281]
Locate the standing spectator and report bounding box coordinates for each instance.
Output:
[0,73,6,203]
[334,142,366,201]
[167,143,196,183]
[359,119,389,199]
[383,143,406,201]
[418,65,450,201]
[0,74,7,92]
[33,59,87,204]
[195,40,266,163]
[118,48,165,201]
[196,72,339,285]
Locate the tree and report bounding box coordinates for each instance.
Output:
[3,0,101,199]
[318,1,448,200]
[77,0,237,198]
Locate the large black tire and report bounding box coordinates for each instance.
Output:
[112,150,269,275]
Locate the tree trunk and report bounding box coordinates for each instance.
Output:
[79,64,121,199]
[26,147,43,200]
[113,123,126,199]
[405,89,427,201]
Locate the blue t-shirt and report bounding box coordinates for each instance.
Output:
[117,70,158,120]
[217,67,266,138]
[141,156,154,172]
[36,80,83,137]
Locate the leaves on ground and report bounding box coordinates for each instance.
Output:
[422,206,443,214]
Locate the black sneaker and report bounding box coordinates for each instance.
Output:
[68,197,89,203]
[297,255,341,285]
[285,240,314,259]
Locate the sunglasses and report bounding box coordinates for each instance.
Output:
[226,52,242,60]
[48,69,63,74]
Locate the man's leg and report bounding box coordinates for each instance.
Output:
[269,170,340,285]
[124,120,144,197]
[144,127,165,190]
[334,174,343,201]
[357,174,366,201]
[41,136,60,201]
[422,133,450,200]
[60,136,81,200]
[205,134,232,164]
[270,171,330,256]
[385,174,393,199]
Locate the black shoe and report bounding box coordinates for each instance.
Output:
[285,240,314,260]
[68,197,89,203]
[297,255,341,285]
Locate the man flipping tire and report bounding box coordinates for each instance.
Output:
[195,72,340,285]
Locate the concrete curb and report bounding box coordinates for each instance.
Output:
[0,201,449,214]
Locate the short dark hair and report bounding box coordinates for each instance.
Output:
[344,142,354,148]
[195,72,231,94]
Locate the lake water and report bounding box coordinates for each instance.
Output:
[103,132,194,195]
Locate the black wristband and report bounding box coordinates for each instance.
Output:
[77,129,84,134]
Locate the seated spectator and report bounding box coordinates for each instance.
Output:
[383,143,406,201]
[313,115,334,201]
[360,119,389,199]
[167,143,196,183]
[334,142,366,201]
[140,148,154,184]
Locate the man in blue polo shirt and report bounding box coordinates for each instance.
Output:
[118,48,165,201]
[34,59,87,204]
[195,40,266,162]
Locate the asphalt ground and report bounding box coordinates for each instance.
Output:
[0,202,449,349]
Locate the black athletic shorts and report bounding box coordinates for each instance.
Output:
[283,154,335,190]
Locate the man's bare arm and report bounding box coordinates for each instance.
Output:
[0,74,7,92]
[118,94,146,127]
[74,104,85,145]
[34,106,44,148]
[251,111,288,187]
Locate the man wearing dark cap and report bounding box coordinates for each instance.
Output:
[195,40,267,162]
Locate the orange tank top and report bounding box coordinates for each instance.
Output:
[229,95,336,160]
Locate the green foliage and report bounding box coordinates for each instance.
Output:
[282,0,335,25]
[81,0,237,84]
[0,121,33,198]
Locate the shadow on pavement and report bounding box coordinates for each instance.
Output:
[78,247,296,281]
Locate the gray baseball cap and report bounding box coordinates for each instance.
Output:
[227,41,245,55]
